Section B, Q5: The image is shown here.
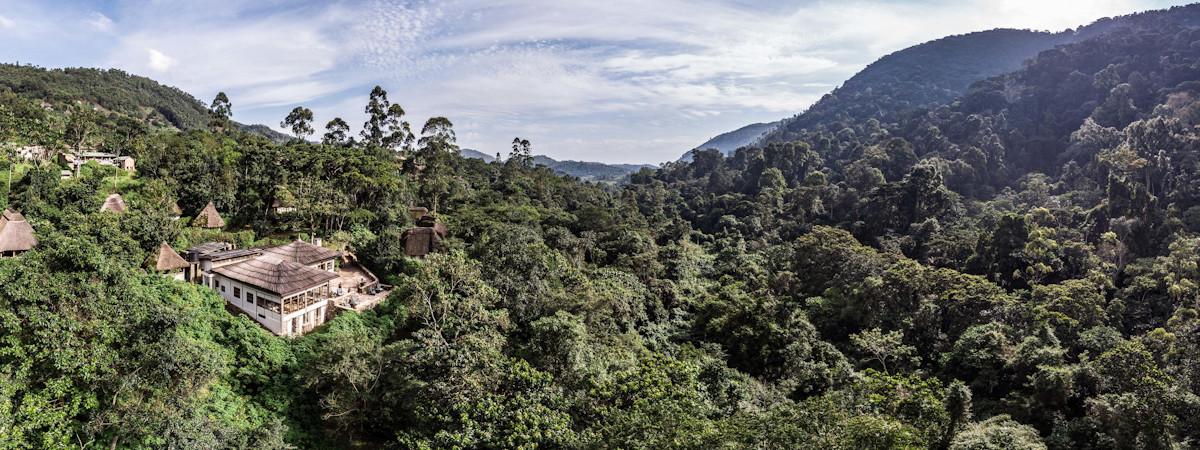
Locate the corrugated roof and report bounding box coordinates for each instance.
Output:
[148,242,189,271]
[205,248,262,262]
[100,193,127,213]
[192,201,225,228]
[187,241,232,255]
[213,255,337,297]
[0,209,36,253]
[260,240,340,266]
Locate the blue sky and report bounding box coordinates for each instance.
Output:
[0,0,1189,163]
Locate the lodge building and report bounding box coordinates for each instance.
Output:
[184,239,343,336]
[212,254,337,336]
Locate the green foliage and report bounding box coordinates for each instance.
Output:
[950,415,1046,450]
[8,6,1200,448]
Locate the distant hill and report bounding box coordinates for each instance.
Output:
[755,28,1081,144]
[461,148,497,163]
[748,9,1196,146]
[0,64,289,142]
[461,148,653,182]
[680,121,780,161]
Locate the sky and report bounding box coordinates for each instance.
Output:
[0,0,1190,163]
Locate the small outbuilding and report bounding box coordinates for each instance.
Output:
[147,242,190,281]
[401,227,442,257]
[114,156,136,172]
[100,193,127,213]
[192,202,226,229]
[0,209,37,257]
[271,198,296,215]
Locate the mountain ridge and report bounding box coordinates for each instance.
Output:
[0,64,291,142]
[461,148,654,182]
[680,121,780,161]
[689,7,1196,154]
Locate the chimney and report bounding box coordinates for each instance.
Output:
[409,207,429,222]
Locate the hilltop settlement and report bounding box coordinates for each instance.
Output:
[10,4,1200,448]
[6,181,446,337]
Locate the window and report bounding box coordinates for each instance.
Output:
[233,286,241,299]
[220,283,225,292]
[247,292,255,304]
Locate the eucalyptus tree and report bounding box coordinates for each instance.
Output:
[323,117,352,146]
[281,106,315,141]
[209,91,232,130]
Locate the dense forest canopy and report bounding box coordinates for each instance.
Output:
[0,64,290,142]
[4,3,1200,450]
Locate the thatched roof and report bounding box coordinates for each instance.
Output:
[148,242,189,271]
[171,202,183,216]
[213,255,338,297]
[260,240,340,266]
[100,193,127,213]
[0,209,37,253]
[192,202,225,228]
[402,226,442,257]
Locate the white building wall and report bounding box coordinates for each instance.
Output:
[211,274,330,336]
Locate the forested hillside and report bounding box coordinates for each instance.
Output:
[461,148,653,182]
[4,3,1200,450]
[680,121,780,160]
[753,4,1200,146]
[0,64,289,141]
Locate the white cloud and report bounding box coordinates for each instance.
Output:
[104,9,357,109]
[86,12,113,32]
[0,0,1184,163]
[146,48,175,72]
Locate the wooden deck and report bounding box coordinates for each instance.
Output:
[329,258,390,312]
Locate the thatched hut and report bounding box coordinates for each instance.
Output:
[401,227,442,257]
[192,202,225,229]
[0,209,37,257]
[100,193,127,213]
[147,242,190,280]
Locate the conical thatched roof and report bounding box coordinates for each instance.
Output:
[260,240,340,266]
[213,255,338,297]
[148,242,189,272]
[0,209,37,253]
[192,202,225,228]
[171,202,183,216]
[100,193,127,213]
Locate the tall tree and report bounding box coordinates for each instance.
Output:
[209,91,233,130]
[384,104,413,152]
[281,106,315,141]
[62,103,97,152]
[361,86,391,147]
[323,117,351,146]
[509,137,532,168]
[418,117,456,151]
